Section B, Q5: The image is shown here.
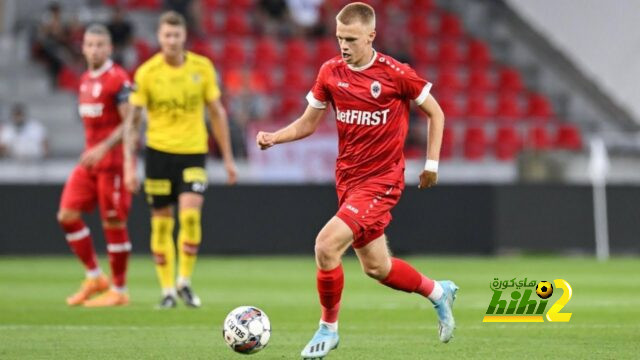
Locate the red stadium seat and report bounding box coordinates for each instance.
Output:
[250,70,277,93]
[127,0,161,9]
[526,92,554,121]
[227,0,253,12]
[436,66,464,95]
[526,125,551,150]
[189,38,215,62]
[218,41,246,70]
[408,0,436,14]
[494,126,521,160]
[224,11,251,36]
[466,39,492,68]
[440,127,455,160]
[202,0,223,10]
[463,126,487,160]
[315,38,337,66]
[278,93,305,118]
[437,96,462,120]
[281,65,309,94]
[497,66,525,93]
[437,39,463,65]
[465,95,492,120]
[133,38,153,66]
[554,124,582,150]
[495,92,522,120]
[254,37,280,67]
[285,39,311,64]
[411,40,432,65]
[467,66,494,93]
[439,12,464,38]
[408,14,432,38]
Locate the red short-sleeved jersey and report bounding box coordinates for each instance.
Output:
[307,51,431,186]
[77,60,132,172]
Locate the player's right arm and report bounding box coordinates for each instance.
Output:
[256,105,326,150]
[123,105,143,193]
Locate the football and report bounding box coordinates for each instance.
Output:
[536,281,554,299]
[223,306,271,354]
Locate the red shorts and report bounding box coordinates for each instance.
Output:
[335,169,405,249]
[60,165,131,221]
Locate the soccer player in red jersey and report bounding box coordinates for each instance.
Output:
[57,24,133,307]
[257,3,458,358]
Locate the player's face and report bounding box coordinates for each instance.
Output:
[82,33,112,69]
[336,20,375,66]
[158,23,186,58]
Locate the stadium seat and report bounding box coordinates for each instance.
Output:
[494,125,522,160]
[253,37,280,67]
[285,39,311,64]
[437,39,463,65]
[278,93,305,118]
[281,65,309,94]
[227,0,253,12]
[408,0,436,14]
[497,66,525,93]
[436,66,464,95]
[526,125,551,150]
[439,12,464,38]
[224,11,252,36]
[465,94,492,120]
[463,127,487,160]
[218,41,246,70]
[495,92,522,120]
[133,38,153,65]
[437,96,462,120]
[466,39,492,68]
[554,124,582,150]
[526,92,554,121]
[314,38,337,66]
[189,38,216,62]
[408,14,432,38]
[411,40,432,65]
[127,0,161,10]
[202,0,223,10]
[466,66,494,93]
[250,70,277,93]
[440,127,455,159]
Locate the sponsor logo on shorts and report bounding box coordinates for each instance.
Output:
[346,204,359,214]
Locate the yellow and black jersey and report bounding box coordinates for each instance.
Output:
[130,51,221,154]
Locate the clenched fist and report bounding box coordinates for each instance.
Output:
[256,131,277,150]
[418,170,438,189]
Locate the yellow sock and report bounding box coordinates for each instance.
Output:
[178,208,201,284]
[150,216,175,291]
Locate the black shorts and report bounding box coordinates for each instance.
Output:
[144,147,207,209]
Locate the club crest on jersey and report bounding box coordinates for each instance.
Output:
[91,83,102,98]
[370,81,381,99]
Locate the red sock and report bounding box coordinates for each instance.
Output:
[317,265,344,323]
[104,228,131,288]
[61,220,98,271]
[380,258,434,297]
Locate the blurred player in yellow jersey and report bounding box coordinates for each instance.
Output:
[123,11,237,308]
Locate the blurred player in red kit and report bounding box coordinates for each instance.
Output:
[57,24,133,307]
[256,3,458,358]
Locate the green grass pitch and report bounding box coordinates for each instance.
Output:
[1,256,639,359]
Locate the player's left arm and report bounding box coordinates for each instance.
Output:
[206,99,237,185]
[416,94,445,189]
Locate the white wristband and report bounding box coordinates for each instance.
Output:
[424,159,439,172]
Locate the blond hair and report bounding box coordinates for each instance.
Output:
[158,10,186,28]
[336,2,376,28]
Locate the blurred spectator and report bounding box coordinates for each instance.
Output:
[0,104,49,160]
[255,0,292,37]
[34,2,71,87]
[106,6,134,65]
[286,0,326,37]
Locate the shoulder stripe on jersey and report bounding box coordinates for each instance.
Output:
[306,92,327,109]
[414,83,433,105]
